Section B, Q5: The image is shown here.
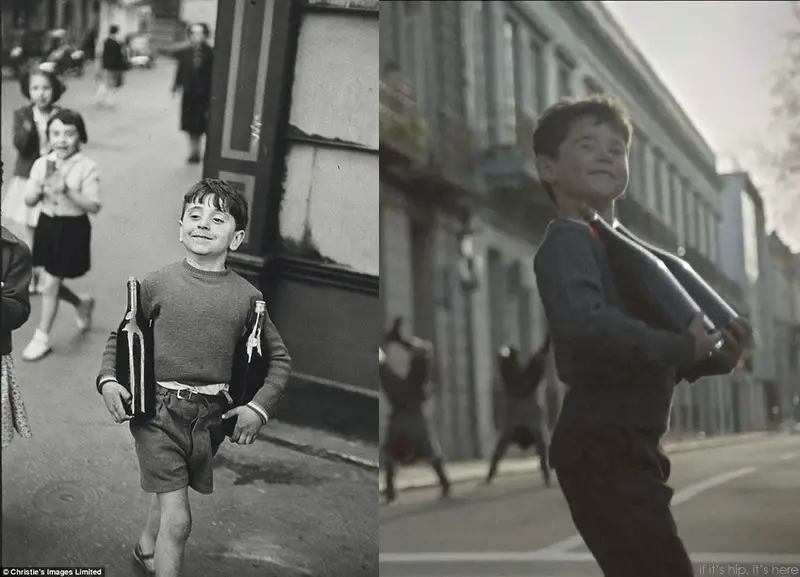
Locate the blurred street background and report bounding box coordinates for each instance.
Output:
[2,0,379,575]
[379,1,800,575]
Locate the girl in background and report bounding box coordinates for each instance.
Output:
[1,68,65,294]
[21,110,100,362]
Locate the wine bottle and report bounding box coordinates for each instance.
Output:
[589,216,723,348]
[223,300,268,436]
[612,220,740,333]
[115,277,155,419]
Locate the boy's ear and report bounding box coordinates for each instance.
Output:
[229,229,246,252]
[534,155,557,189]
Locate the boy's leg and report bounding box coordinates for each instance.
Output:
[534,431,551,486]
[429,456,450,498]
[136,494,160,572]
[384,457,397,503]
[155,487,192,577]
[555,432,694,577]
[485,430,512,484]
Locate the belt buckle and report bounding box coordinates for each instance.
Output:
[176,388,195,401]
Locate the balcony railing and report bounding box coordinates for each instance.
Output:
[476,110,543,202]
[379,75,429,168]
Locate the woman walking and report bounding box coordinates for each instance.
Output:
[172,23,214,163]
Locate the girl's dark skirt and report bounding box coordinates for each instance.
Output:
[32,213,91,279]
[180,94,210,136]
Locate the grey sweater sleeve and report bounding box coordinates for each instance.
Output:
[535,227,695,369]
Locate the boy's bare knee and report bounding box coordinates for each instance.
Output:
[158,489,192,542]
[161,512,191,542]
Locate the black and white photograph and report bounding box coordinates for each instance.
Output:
[379,2,800,576]
[2,1,379,576]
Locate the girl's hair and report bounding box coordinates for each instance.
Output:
[47,109,89,144]
[181,178,249,232]
[187,22,210,38]
[19,68,66,103]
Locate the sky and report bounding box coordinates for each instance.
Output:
[602,0,798,250]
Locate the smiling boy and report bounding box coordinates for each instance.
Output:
[532,96,749,577]
[96,178,291,577]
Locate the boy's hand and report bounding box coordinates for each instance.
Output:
[101,380,132,424]
[222,405,264,445]
[710,317,753,372]
[689,312,722,363]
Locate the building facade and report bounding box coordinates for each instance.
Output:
[768,233,800,420]
[380,0,769,461]
[204,0,379,440]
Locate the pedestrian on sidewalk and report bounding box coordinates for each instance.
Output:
[485,335,551,487]
[532,95,751,577]
[1,68,66,294]
[380,317,450,504]
[95,25,128,107]
[172,23,214,164]
[1,159,34,448]
[21,109,98,362]
[95,178,291,577]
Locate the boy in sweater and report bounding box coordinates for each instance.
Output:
[96,178,291,577]
[532,96,750,577]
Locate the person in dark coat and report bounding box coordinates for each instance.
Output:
[95,25,127,107]
[485,335,552,486]
[172,23,214,164]
[380,317,450,504]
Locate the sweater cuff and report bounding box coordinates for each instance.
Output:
[246,401,269,425]
[96,372,117,394]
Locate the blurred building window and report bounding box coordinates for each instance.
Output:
[556,50,574,98]
[741,190,760,283]
[684,186,696,248]
[529,33,547,114]
[584,77,603,96]
[652,149,664,217]
[669,169,680,232]
[461,1,488,149]
[502,19,518,144]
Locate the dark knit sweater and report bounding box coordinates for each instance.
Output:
[97,259,291,412]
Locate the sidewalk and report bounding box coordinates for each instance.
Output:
[378,430,778,493]
[259,420,379,471]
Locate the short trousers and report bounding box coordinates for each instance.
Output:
[129,386,229,495]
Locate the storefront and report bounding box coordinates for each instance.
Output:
[204,0,379,440]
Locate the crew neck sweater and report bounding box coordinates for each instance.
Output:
[534,219,695,436]
[97,259,291,412]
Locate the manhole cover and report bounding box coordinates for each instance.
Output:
[33,481,98,517]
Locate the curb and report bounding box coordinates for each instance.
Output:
[259,432,380,473]
[380,431,780,493]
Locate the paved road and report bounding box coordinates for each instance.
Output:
[2,64,378,576]
[379,434,800,577]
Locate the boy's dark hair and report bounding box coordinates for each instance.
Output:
[109,25,119,35]
[19,68,66,103]
[47,108,89,143]
[181,178,249,232]
[533,95,633,205]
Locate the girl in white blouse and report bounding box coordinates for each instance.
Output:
[21,109,101,362]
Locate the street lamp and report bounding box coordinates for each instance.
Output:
[457,216,482,458]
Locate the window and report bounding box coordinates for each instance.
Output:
[584,77,603,96]
[684,186,696,248]
[503,19,517,143]
[556,50,574,98]
[629,132,646,199]
[741,191,759,283]
[697,202,707,256]
[652,150,664,216]
[462,2,488,149]
[529,33,547,113]
[708,211,718,263]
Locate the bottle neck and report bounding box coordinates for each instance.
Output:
[127,283,138,314]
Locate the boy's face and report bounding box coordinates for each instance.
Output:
[48,119,80,159]
[179,196,245,258]
[189,26,206,46]
[536,116,629,209]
